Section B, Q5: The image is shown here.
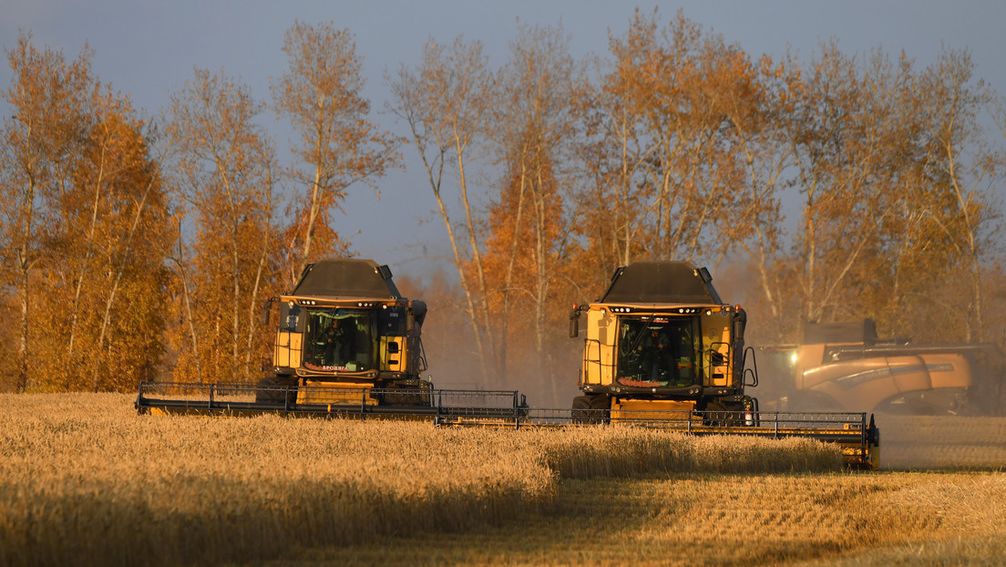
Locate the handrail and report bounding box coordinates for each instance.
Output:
[742,346,760,388]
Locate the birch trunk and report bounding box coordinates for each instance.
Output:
[16,168,36,393]
[68,137,108,358]
[453,133,497,383]
[499,153,528,374]
[91,181,152,391]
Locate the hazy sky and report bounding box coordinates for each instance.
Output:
[2,1,1004,278]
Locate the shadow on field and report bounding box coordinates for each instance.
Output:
[1,477,543,567]
[265,474,891,567]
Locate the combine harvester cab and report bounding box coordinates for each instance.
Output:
[266,258,430,409]
[137,258,526,423]
[567,262,880,469]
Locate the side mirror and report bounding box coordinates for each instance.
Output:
[283,304,301,332]
[569,305,581,338]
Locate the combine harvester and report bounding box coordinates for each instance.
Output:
[137,258,525,423]
[563,262,878,468]
[754,319,1006,416]
[137,259,879,469]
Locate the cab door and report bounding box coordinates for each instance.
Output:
[274,302,305,369]
[582,307,617,387]
[701,309,732,388]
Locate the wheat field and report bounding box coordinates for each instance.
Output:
[0,393,839,566]
[3,394,1005,566]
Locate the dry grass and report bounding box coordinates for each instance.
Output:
[0,393,839,566]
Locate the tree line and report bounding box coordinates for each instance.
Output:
[2,10,1004,395]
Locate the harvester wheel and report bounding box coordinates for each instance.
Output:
[572,395,610,424]
[589,394,611,423]
[572,396,591,423]
[381,379,434,406]
[255,374,297,407]
[703,400,742,426]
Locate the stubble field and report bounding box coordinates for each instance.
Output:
[1,394,1004,566]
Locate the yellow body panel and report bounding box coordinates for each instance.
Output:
[582,308,617,386]
[610,398,697,421]
[273,331,303,368]
[296,380,378,406]
[700,311,732,387]
[380,336,405,372]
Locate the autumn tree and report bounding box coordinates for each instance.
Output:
[1,35,93,391]
[1,34,170,392]
[391,38,498,385]
[606,12,746,262]
[0,34,97,390]
[570,37,651,289]
[755,45,1002,343]
[720,55,793,339]
[40,91,170,392]
[482,24,579,397]
[167,69,277,382]
[572,10,765,283]
[915,50,1000,341]
[273,21,398,283]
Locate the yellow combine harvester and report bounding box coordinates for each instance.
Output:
[137,258,525,421]
[567,261,880,469]
[262,258,430,408]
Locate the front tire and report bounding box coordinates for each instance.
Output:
[571,395,591,423]
[255,374,297,407]
[572,394,610,424]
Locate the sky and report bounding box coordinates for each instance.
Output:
[2,0,1005,279]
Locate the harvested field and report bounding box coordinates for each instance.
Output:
[0,394,838,567]
[275,471,1006,566]
[272,414,1006,566]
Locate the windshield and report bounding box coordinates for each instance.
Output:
[616,316,697,387]
[302,308,375,372]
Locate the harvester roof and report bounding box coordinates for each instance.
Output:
[598,261,722,305]
[291,258,401,300]
[803,319,878,345]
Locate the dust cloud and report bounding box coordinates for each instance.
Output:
[876,415,1006,470]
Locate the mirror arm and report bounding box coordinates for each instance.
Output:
[262,297,276,326]
[569,303,583,338]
